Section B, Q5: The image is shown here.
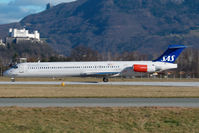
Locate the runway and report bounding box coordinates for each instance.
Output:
[0,81,198,87]
[0,98,199,107]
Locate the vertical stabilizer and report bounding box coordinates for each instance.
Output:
[153,45,186,63]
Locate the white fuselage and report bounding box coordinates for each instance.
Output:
[3,61,177,78]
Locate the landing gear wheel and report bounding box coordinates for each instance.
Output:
[11,77,15,82]
[103,77,109,82]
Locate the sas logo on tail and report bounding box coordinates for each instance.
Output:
[161,55,175,62]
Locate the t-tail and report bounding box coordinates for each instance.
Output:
[153,45,186,63]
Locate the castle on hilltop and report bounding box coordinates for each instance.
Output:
[5,28,42,44]
[9,28,40,41]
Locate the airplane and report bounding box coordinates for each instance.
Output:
[3,45,186,82]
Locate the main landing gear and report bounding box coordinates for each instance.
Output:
[103,77,109,82]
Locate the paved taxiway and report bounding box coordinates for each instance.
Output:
[0,98,199,107]
[0,81,198,87]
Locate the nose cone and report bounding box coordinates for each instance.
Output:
[3,70,11,77]
[3,70,9,77]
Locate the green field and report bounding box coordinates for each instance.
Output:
[0,84,198,98]
[0,77,198,98]
[0,107,198,133]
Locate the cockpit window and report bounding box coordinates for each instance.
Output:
[11,65,18,69]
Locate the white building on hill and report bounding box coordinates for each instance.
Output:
[0,39,5,46]
[9,28,40,41]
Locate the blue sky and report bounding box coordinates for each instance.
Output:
[0,0,76,24]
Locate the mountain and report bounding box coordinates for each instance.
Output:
[1,0,199,59]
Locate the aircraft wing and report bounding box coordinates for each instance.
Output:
[80,66,133,77]
[120,66,133,73]
[80,71,121,77]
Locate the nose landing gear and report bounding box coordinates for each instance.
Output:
[11,77,15,82]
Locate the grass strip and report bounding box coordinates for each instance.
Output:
[0,107,198,133]
[0,84,199,98]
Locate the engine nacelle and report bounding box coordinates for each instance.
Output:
[133,64,156,73]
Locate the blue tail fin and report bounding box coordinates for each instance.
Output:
[153,45,186,63]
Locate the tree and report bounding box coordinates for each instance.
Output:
[70,45,101,61]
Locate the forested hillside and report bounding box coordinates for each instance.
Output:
[0,0,199,58]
